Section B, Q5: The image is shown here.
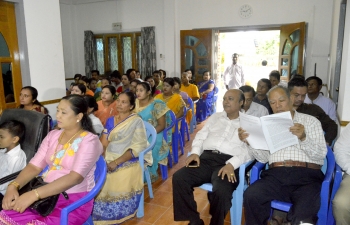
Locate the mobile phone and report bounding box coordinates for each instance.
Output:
[188,160,199,167]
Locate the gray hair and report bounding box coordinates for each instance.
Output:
[267,85,290,101]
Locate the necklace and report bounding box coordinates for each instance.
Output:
[50,129,82,161]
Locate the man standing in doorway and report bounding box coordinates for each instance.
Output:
[224,53,245,90]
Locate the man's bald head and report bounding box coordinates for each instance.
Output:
[223,89,245,116]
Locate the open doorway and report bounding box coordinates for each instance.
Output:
[216,30,280,112]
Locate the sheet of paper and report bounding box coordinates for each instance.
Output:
[260,111,299,154]
[239,112,269,150]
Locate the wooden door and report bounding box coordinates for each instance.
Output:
[279,22,306,81]
[180,30,212,83]
[0,2,22,112]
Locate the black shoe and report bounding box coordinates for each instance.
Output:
[188,219,204,225]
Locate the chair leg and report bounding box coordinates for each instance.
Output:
[185,123,190,142]
[172,133,179,164]
[137,190,145,218]
[168,153,173,168]
[160,164,168,180]
[144,168,154,198]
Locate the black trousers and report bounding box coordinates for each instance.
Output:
[172,151,239,225]
[0,193,3,210]
[243,167,324,225]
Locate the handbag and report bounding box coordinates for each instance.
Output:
[18,176,69,216]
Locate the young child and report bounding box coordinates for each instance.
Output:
[0,120,26,209]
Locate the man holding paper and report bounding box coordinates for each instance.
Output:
[240,86,327,225]
[172,89,253,225]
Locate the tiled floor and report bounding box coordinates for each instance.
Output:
[123,122,240,225]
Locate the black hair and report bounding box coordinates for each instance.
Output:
[102,85,116,96]
[122,74,131,81]
[239,85,256,96]
[109,70,122,80]
[288,77,308,92]
[184,69,192,73]
[80,76,89,83]
[238,89,245,108]
[269,70,281,81]
[20,86,45,109]
[101,77,111,85]
[74,74,82,80]
[119,91,136,111]
[91,70,100,75]
[130,79,141,85]
[72,83,86,94]
[83,95,98,112]
[232,53,239,57]
[290,74,305,80]
[61,95,94,133]
[306,76,323,86]
[126,69,136,76]
[159,69,166,78]
[259,78,272,90]
[0,120,25,143]
[144,76,157,95]
[163,77,175,87]
[152,70,161,76]
[137,81,154,96]
[173,77,182,89]
[202,70,210,76]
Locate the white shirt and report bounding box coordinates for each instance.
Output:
[243,102,269,117]
[89,114,104,136]
[224,64,245,89]
[191,112,253,169]
[0,145,27,195]
[304,94,337,122]
[334,123,350,175]
[247,111,327,165]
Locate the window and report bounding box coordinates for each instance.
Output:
[95,32,141,75]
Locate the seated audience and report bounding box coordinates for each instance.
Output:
[95,77,112,101]
[185,69,196,85]
[0,95,102,224]
[172,89,252,225]
[241,86,327,225]
[333,123,350,224]
[145,75,161,96]
[173,77,189,103]
[159,69,166,81]
[196,71,215,123]
[19,86,48,114]
[83,95,104,136]
[130,79,141,95]
[155,78,185,119]
[239,85,268,117]
[180,72,200,102]
[92,92,149,224]
[0,120,26,210]
[153,70,163,92]
[269,70,281,87]
[305,76,337,122]
[89,78,98,94]
[71,83,86,95]
[253,78,273,114]
[73,73,82,84]
[79,77,94,96]
[91,70,100,88]
[116,74,131,94]
[135,70,143,81]
[288,77,337,145]
[94,85,117,126]
[126,68,136,80]
[135,82,170,182]
[109,70,122,90]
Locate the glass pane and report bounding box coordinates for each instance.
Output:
[198,58,208,66]
[289,29,300,43]
[281,58,289,66]
[291,46,299,75]
[0,32,10,57]
[136,36,142,71]
[122,36,132,73]
[282,40,292,55]
[281,69,288,77]
[1,63,14,103]
[185,36,199,46]
[96,38,105,74]
[108,37,118,71]
[196,43,207,57]
[185,48,194,72]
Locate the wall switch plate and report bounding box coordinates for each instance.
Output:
[112,22,122,30]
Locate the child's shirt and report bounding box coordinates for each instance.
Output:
[0,145,27,195]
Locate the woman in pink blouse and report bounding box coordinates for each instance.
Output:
[0,95,103,225]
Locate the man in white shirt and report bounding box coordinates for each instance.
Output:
[224,53,245,90]
[304,76,337,122]
[332,123,350,224]
[239,85,268,117]
[172,89,253,225]
[240,86,327,225]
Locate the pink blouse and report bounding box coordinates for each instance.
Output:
[29,130,103,193]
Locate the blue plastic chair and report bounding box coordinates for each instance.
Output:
[250,146,335,225]
[174,107,187,163]
[188,98,197,134]
[327,163,343,225]
[160,110,175,180]
[198,160,254,225]
[60,155,107,225]
[137,121,157,218]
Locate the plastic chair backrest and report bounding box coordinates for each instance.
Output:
[60,155,107,225]
[163,110,175,142]
[0,109,50,163]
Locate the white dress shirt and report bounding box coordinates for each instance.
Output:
[0,145,26,195]
[304,94,337,122]
[247,111,327,166]
[224,64,245,89]
[191,112,253,169]
[334,123,350,175]
[243,102,269,117]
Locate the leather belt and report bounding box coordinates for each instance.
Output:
[270,161,321,170]
[205,150,226,155]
